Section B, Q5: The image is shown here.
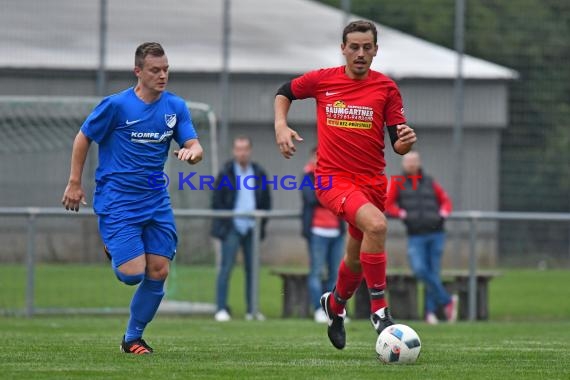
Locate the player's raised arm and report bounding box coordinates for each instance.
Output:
[274,82,303,159]
[62,131,90,211]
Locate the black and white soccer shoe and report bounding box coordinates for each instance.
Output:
[320,291,347,350]
[370,307,395,334]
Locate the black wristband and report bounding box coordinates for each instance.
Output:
[387,125,399,148]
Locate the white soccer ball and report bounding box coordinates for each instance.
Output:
[376,324,421,364]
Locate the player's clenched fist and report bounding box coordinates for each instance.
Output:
[397,124,416,144]
[275,124,303,159]
[394,124,416,155]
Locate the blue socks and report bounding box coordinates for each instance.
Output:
[124,276,165,342]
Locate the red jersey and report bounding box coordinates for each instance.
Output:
[291,66,406,179]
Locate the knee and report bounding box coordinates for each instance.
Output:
[146,262,169,281]
[363,217,387,237]
[114,267,145,285]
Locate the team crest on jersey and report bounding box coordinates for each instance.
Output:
[165,114,177,128]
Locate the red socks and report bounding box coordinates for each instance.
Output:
[360,252,388,312]
[329,260,363,315]
[329,253,389,315]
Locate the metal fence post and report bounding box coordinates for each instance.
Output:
[26,213,37,317]
[219,0,231,158]
[96,0,108,97]
[468,216,478,321]
[250,214,262,318]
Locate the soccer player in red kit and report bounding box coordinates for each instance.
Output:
[274,20,417,350]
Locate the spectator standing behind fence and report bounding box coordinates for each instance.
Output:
[385,151,458,324]
[301,148,346,323]
[210,136,272,322]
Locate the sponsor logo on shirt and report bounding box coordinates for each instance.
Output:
[130,130,173,144]
[165,113,177,128]
[326,119,372,129]
[325,100,374,129]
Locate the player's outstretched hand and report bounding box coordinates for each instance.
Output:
[275,124,303,159]
[61,181,87,212]
[174,145,203,165]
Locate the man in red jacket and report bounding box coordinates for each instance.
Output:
[385,151,457,324]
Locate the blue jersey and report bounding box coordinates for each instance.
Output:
[81,88,198,216]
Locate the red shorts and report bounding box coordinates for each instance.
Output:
[315,175,387,241]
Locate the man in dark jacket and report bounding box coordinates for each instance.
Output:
[210,136,271,321]
[385,151,457,324]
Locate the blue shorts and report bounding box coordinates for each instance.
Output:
[98,206,178,268]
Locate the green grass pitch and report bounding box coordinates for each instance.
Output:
[1,266,569,379]
[1,318,569,379]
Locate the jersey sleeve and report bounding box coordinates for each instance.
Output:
[384,82,407,126]
[174,100,198,147]
[80,97,117,144]
[290,69,322,99]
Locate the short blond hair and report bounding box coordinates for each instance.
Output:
[135,42,165,68]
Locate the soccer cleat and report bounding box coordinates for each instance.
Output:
[370,307,395,334]
[320,292,346,350]
[445,294,459,323]
[120,336,153,355]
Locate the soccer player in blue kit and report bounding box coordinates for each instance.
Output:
[61,42,203,354]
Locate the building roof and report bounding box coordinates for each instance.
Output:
[1,0,516,80]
